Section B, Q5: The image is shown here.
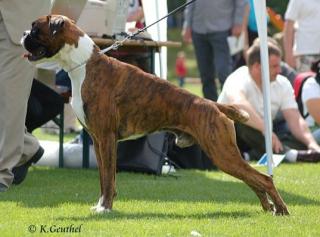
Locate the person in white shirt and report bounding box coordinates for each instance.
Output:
[301,60,320,143]
[283,0,320,72]
[218,40,320,162]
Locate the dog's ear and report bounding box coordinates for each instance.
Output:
[48,15,65,36]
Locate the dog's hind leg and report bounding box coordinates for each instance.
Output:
[209,145,288,215]
[91,132,117,213]
[247,184,276,213]
[198,117,289,215]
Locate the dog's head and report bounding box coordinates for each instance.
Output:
[21,15,84,62]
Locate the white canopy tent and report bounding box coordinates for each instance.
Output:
[142,0,168,79]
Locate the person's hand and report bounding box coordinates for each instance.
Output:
[182,27,192,44]
[307,142,320,152]
[285,54,296,69]
[271,132,283,153]
[231,24,242,37]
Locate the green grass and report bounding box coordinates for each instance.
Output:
[2,83,320,236]
[1,164,320,236]
[32,128,79,142]
[4,29,318,237]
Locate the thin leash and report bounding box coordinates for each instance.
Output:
[67,0,196,73]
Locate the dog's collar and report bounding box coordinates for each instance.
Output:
[67,43,118,73]
[66,61,87,73]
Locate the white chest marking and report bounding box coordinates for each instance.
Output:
[59,35,95,127]
[69,67,86,126]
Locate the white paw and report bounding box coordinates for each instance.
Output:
[95,206,111,214]
[90,196,111,213]
[91,205,111,213]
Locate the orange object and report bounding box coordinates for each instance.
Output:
[267,7,284,31]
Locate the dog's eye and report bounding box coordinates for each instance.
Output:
[30,28,39,38]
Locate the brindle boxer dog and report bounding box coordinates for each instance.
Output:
[21,15,289,215]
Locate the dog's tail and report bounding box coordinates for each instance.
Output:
[216,103,249,123]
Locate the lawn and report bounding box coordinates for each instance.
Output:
[2,28,320,237]
[1,163,320,237]
[2,68,318,237]
[2,70,320,237]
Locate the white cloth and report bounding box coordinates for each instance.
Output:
[301,77,320,127]
[285,0,320,56]
[218,66,297,119]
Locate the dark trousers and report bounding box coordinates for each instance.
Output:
[191,30,232,101]
[236,120,307,160]
[26,79,64,133]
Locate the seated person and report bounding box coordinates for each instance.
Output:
[26,79,64,133]
[300,59,320,143]
[218,39,320,162]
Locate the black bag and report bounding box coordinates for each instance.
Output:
[117,132,168,175]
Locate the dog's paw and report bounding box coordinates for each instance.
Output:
[274,205,290,216]
[262,201,275,213]
[91,205,111,214]
[91,196,112,214]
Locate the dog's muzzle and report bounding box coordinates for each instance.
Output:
[21,31,48,61]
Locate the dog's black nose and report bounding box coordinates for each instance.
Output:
[23,31,30,37]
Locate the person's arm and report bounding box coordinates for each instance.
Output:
[232,0,248,37]
[228,92,283,153]
[182,0,194,43]
[230,92,264,131]
[306,98,320,125]
[282,108,320,150]
[283,20,296,69]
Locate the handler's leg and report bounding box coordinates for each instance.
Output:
[0,13,40,189]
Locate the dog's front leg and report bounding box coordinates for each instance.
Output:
[90,136,105,213]
[91,132,117,213]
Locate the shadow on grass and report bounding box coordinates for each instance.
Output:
[56,210,253,222]
[0,167,319,210]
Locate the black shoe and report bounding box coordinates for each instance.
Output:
[297,150,320,163]
[12,146,44,185]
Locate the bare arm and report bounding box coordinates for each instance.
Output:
[283,20,296,68]
[182,27,192,44]
[283,108,320,150]
[232,94,264,132]
[229,92,283,152]
[306,98,320,125]
[232,0,248,37]
[182,0,194,44]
